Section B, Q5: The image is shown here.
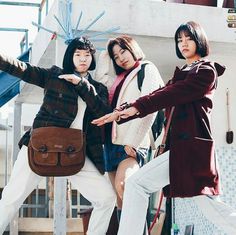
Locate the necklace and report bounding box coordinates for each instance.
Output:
[186,59,201,67]
[182,60,201,71]
[187,60,200,67]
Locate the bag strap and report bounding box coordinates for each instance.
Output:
[137,63,148,91]
[153,107,175,158]
[148,191,164,234]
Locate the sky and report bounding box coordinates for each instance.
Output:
[0,0,54,57]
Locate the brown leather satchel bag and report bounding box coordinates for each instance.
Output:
[28,126,86,177]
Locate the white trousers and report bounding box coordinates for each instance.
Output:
[117,151,236,235]
[0,146,116,235]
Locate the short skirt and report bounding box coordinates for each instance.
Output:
[103,135,148,172]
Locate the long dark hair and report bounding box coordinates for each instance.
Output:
[175,21,209,59]
[107,35,145,75]
[63,37,96,73]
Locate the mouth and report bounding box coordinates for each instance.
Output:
[122,61,128,67]
[182,49,189,53]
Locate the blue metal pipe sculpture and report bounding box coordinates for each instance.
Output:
[32,0,120,49]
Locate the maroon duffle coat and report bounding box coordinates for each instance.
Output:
[133,60,225,197]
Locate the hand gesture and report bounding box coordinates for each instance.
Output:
[124,145,137,158]
[119,107,139,119]
[91,112,120,126]
[59,74,81,85]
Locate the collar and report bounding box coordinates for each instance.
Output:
[74,71,90,80]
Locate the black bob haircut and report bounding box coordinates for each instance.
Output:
[63,37,96,73]
[174,21,209,59]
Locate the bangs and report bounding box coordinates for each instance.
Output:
[109,38,131,56]
[175,24,195,41]
[73,37,96,54]
[74,48,91,54]
[75,44,94,54]
[177,30,193,39]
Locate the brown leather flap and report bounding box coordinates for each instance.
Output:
[30,126,84,153]
[33,150,58,166]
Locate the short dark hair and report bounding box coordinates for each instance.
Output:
[63,37,96,73]
[174,21,209,59]
[107,35,145,75]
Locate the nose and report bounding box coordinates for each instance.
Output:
[80,57,86,62]
[118,54,125,62]
[181,38,188,47]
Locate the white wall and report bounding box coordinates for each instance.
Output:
[71,0,235,43]
[31,0,59,66]
[211,43,236,147]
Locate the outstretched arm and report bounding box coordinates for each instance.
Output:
[91,106,139,126]
[0,53,52,88]
[91,111,120,126]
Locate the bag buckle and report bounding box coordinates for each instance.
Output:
[159,144,166,149]
[39,145,47,153]
[67,145,76,153]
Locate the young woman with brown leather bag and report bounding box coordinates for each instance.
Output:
[0,37,116,235]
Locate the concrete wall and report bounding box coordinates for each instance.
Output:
[31,0,59,66]
[71,0,235,43]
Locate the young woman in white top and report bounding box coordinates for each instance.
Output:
[94,35,164,220]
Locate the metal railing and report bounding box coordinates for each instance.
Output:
[0,0,49,54]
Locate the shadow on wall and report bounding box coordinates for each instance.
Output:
[164,0,235,8]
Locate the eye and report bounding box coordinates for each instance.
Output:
[121,49,126,54]
[177,38,182,43]
[114,55,118,60]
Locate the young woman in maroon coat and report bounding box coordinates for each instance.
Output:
[92,21,236,235]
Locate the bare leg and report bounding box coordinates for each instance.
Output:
[108,171,122,208]
[115,157,140,204]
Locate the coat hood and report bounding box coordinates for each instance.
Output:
[213,62,226,77]
[188,60,226,77]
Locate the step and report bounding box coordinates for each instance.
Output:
[18,218,84,234]
[17,233,83,235]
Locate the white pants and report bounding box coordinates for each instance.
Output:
[0,146,116,235]
[117,151,236,235]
